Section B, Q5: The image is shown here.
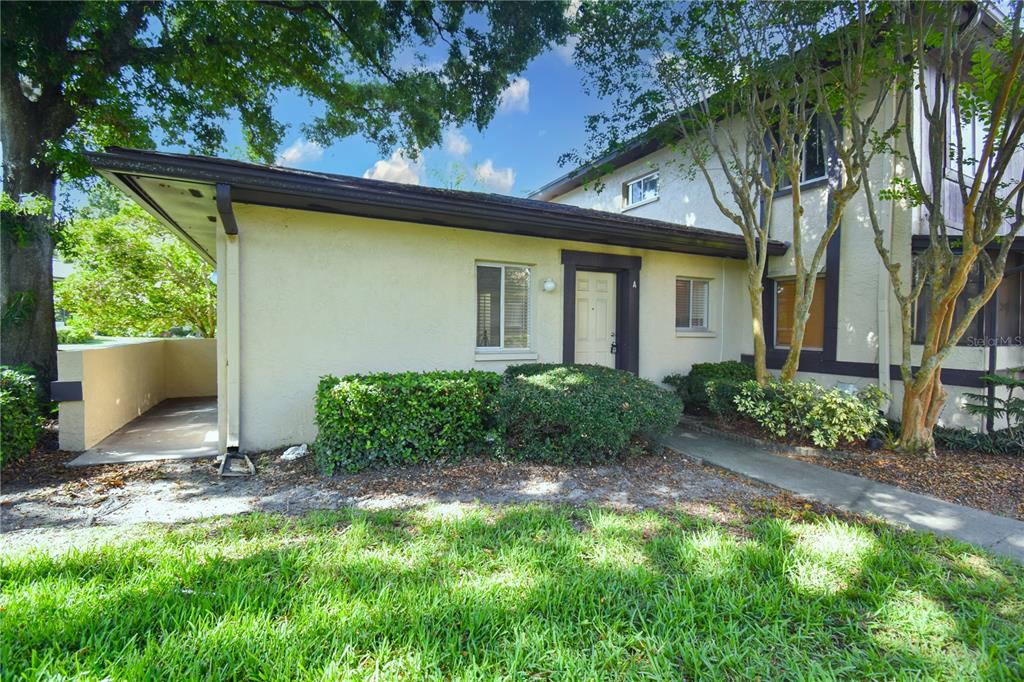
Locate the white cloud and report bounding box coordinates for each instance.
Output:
[276,139,323,167]
[498,77,530,113]
[553,37,578,64]
[552,1,581,64]
[362,149,423,185]
[443,129,472,157]
[473,159,515,193]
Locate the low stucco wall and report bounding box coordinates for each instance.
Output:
[58,337,216,451]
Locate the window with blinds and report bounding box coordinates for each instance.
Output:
[774,277,825,349]
[476,264,530,350]
[676,278,709,330]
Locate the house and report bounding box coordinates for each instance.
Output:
[83,147,787,453]
[532,97,1024,435]
[80,60,1022,453]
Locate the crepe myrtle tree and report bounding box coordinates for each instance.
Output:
[833,1,1024,452]
[570,1,872,384]
[0,1,569,389]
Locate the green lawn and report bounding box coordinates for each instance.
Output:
[3,506,1022,680]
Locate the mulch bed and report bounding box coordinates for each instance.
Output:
[704,416,1024,521]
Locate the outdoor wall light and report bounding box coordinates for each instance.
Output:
[543,278,557,292]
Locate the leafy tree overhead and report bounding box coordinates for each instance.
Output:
[57,190,216,338]
[1,1,570,387]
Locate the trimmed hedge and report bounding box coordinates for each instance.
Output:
[665,360,755,414]
[56,323,95,345]
[313,370,501,473]
[734,380,886,449]
[1,366,43,466]
[497,364,682,464]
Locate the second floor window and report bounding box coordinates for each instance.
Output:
[625,172,659,207]
[778,115,828,190]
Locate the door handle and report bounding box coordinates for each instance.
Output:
[610,341,617,354]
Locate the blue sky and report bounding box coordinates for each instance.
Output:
[223,46,600,198]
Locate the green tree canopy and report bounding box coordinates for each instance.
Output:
[1,1,570,385]
[57,190,216,338]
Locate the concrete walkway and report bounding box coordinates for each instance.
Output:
[663,428,1024,562]
[67,397,218,466]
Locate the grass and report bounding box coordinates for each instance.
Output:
[2,505,1022,680]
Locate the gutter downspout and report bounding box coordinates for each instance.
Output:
[719,259,726,361]
[215,183,242,458]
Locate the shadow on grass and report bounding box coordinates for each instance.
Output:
[2,505,1021,680]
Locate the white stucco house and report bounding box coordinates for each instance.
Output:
[79,77,1022,453]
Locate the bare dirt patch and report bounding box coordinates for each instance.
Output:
[1,443,834,554]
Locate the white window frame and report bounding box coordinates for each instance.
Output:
[675,277,710,332]
[475,262,532,353]
[778,115,829,190]
[624,171,660,208]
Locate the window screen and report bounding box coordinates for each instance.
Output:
[476,264,529,349]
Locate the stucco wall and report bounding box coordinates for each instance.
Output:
[553,121,749,235]
[57,338,216,451]
[231,204,754,451]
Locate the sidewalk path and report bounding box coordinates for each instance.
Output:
[663,428,1024,562]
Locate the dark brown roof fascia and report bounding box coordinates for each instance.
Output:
[86,147,786,259]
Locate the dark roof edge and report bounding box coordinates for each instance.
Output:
[533,2,1006,202]
[87,147,786,259]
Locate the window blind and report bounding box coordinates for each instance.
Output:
[676,278,708,329]
[503,266,529,348]
[476,264,529,349]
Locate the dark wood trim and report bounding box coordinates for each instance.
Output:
[911,234,1024,253]
[50,380,83,402]
[560,250,642,374]
[984,295,998,431]
[740,354,988,388]
[216,183,239,235]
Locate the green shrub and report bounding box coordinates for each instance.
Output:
[497,364,682,464]
[733,380,886,449]
[704,379,744,416]
[665,361,755,413]
[56,322,95,345]
[313,370,501,473]
[1,366,43,466]
[934,426,1024,456]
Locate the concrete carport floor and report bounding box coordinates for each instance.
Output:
[67,398,218,466]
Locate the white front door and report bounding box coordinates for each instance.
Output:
[574,271,617,368]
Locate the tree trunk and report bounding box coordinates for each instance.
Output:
[1,98,59,392]
[899,371,946,453]
[748,279,769,384]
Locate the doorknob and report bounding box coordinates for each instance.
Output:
[610,341,617,354]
